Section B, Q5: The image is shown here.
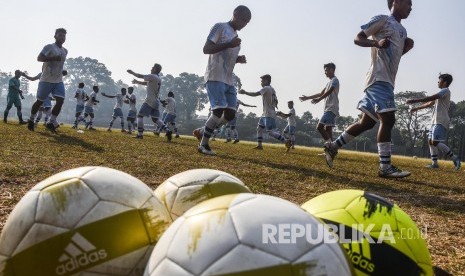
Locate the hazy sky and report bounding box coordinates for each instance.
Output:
[1,0,464,117]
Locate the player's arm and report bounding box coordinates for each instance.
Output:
[402,37,414,55]
[37,53,62,62]
[21,73,40,81]
[312,86,335,104]
[203,37,241,55]
[238,89,261,97]
[101,92,116,98]
[127,69,144,79]
[409,101,434,113]
[407,94,440,112]
[299,88,325,102]
[240,102,256,108]
[132,79,147,86]
[354,31,390,49]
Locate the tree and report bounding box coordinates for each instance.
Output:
[394,91,431,153]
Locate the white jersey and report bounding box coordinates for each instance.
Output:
[85,92,98,107]
[143,74,161,108]
[114,94,124,109]
[324,76,340,115]
[260,86,277,118]
[164,97,176,115]
[39,43,68,83]
[361,15,407,89]
[432,88,451,128]
[204,22,240,86]
[127,94,137,112]
[287,108,296,127]
[75,88,87,106]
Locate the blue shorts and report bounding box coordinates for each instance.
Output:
[138,102,160,118]
[112,108,123,118]
[84,106,94,114]
[127,110,137,119]
[42,97,52,108]
[258,117,277,131]
[284,125,296,135]
[163,113,176,123]
[319,111,337,127]
[357,81,396,122]
[205,81,236,110]
[37,81,65,101]
[429,124,447,142]
[76,104,84,114]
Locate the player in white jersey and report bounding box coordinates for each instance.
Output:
[125,87,137,134]
[27,28,68,134]
[239,74,291,150]
[277,101,297,151]
[408,74,461,171]
[72,83,88,129]
[323,0,414,178]
[102,88,127,132]
[195,5,252,155]
[83,85,100,130]
[224,99,256,143]
[159,91,180,138]
[128,64,171,141]
[300,63,339,146]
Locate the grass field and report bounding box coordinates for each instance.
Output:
[0,122,464,275]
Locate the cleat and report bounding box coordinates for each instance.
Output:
[166,130,172,143]
[211,137,216,141]
[107,128,112,132]
[198,144,215,155]
[19,120,27,125]
[133,135,143,139]
[45,122,57,134]
[225,138,232,143]
[3,118,6,123]
[88,127,96,131]
[252,145,263,150]
[72,125,77,129]
[27,119,35,131]
[378,166,411,178]
[175,134,180,138]
[233,139,240,144]
[192,128,202,141]
[426,164,439,169]
[85,122,90,129]
[285,139,292,152]
[153,131,160,136]
[121,129,126,133]
[452,156,461,171]
[323,142,338,168]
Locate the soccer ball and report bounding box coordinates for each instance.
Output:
[0,166,172,275]
[301,189,433,276]
[154,169,251,220]
[144,193,354,276]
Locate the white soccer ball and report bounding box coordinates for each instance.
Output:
[144,193,354,276]
[0,166,172,275]
[154,169,251,220]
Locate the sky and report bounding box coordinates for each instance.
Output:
[1,0,465,118]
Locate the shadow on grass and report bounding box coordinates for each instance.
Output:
[37,131,105,153]
[217,153,465,215]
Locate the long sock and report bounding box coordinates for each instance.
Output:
[233,129,238,140]
[120,118,125,130]
[378,142,391,170]
[17,110,23,121]
[268,131,285,141]
[436,142,454,158]
[257,127,264,146]
[50,114,58,126]
[109,117,116,129]
[333,131,355,149]
[137,117,144,136]
[290,134,295,144]
[35,111,43,123]
[127,121,132,132]
[74,117,79,127]
[429,145,439,165]
[89,117,94,127]
[201,115,221,146]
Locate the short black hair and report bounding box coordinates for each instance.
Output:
[439,73,453,86]
[288,101,294,104]
[324,62,336,70]
[78,82,84,88]
[93,85,99,92]
[128,86,134,92]
[260,74,271,82]
[55,28,67,35]
[388,0,394,10]
[168,91,174,97]
[234,5,251,16]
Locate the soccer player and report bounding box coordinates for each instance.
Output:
[196,5,252,155]
[224,99,256,143]
[323,0,414,178]
[83,85,100,130]
[128,64,172,141]
[277,101,297,151]
[72,83,88,129]
[125,86,137,134]
[3,70,26,124]
[408,74,461,170]
[159,91,180,138]
[239,74,291,150]
[299,62,339,144]
[102,88,127,132]
[27,28,68,133]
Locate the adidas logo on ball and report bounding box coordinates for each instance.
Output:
[55,233,108,275]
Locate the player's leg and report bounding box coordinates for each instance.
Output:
[3,96,14,123]
[431,124,461,170]
[254,120,265,150]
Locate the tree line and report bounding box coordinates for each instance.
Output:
[1,57,463,160]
